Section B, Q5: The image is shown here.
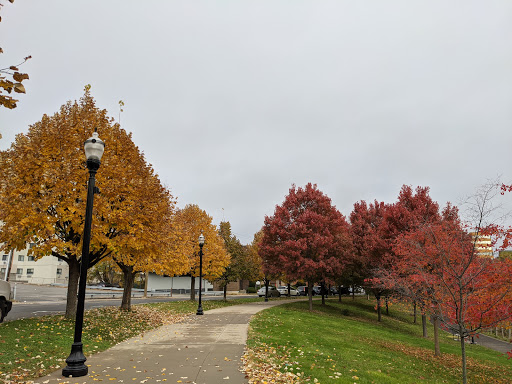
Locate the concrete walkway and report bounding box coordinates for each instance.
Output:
[34,300,292,384]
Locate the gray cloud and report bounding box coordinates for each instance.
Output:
[1,0,511,243]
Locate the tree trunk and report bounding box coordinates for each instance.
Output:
[308,280,313,311]
[321,282,325,305]
[461,334,467,384]
[413,302,417,324]
[338,285,342,303]
[120,264,136,311]
[287,282,291,297]
[385,296,389,315]
[190,276,196,301]
[65,257,80,319]
[422,314,428,338]
[223,284,227,301]
[376,293,382,322]
[351,285,355,300]
[433,316,441,356]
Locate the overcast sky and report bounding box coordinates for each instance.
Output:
[1,1,511,244]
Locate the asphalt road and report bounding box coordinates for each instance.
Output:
[4,283,255,322]
[8,296,189,321]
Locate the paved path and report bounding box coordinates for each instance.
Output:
[34,300,292,384]
[472,333,512,354]
[447,329,512,355]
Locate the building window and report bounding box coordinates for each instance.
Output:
[18,255,24,261]
[27,268,34,276]
[0,268,5,275]
[29,243,36,249]
[56,268,62,276]
[28,256,35,262]
[2,255,8,261]
[16,268,23,275]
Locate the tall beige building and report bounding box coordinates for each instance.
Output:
[1,243,69,284]
[470,232,493,258]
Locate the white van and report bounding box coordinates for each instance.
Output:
[0,280,13,322]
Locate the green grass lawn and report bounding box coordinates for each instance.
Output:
[245,298,512,384]
[0,297,263,383]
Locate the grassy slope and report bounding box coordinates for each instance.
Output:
[246,298,512,384]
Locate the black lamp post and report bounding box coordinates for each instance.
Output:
[62,129,105,378]
[196,232,205,315]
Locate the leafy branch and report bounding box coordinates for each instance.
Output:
[0,0,31,109]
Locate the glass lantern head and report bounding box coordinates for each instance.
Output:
[84,129,105,162]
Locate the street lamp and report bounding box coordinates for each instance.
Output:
[63,129,105,378]
[196,232,205,315]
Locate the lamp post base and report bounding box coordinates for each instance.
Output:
[196,305,204,315]
[62,342,88,377]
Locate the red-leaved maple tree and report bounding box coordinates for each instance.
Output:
[353,186,441,322]
[259,183,352,310]
[395,216,512,383]
[387,183,512,384]
[349,199,389,321]
[378,186,442,329]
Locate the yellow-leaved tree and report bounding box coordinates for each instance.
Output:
[173,204,230,300]
[217,221,263,299]
[94,120,186,311]
[248,229,264,281]
[0,87,180,317]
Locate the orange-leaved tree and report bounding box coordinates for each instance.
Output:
[172,204,230,300]
[0,87,178,317]
[248,229,264,282]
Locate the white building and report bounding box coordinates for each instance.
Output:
[1,242,218,290]
[147,273,213,293]
[1,243,68,284]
